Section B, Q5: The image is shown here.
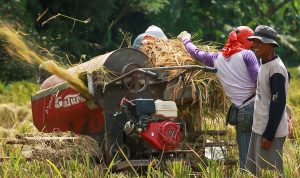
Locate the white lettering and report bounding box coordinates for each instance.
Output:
[54,93,86,109]
[55,97,63,108]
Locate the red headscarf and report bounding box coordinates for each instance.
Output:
[221,26,254,58]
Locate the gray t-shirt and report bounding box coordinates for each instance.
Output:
[252,57,289,137]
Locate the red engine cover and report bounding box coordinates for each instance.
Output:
[32,84,105,135]
[140,121,180,151]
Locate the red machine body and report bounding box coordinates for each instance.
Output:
[31,84,105,135]
[32,51,112,135]
[140,121,180,151]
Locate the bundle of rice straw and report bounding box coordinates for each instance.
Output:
[141,38,229,130]
[18,132,101,163]
[0,22,90,97]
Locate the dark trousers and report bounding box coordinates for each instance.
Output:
[235,102,254,170]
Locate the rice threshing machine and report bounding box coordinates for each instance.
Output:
[31,48,224,169]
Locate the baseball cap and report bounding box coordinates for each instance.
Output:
[247,25,279,47]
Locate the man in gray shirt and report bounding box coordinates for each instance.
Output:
[245,25,289,177]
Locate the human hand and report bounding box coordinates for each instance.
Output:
[260,137,272,150]
[177,31,191,41]
[141,35,156,46]
[288,117,295,139]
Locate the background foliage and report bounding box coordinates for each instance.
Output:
[0,0,300,82]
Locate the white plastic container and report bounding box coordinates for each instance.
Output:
[154,100,178,118]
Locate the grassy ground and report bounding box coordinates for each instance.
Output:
[0,67,299,178]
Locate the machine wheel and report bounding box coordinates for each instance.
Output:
[109,142,131,160]
[121,63,149,93]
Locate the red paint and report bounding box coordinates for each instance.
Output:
[32,87,104,135]
[140,121,180,151]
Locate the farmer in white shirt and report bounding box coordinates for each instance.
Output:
[245,25,289,177]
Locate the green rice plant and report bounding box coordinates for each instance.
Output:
[118,145,139,176]
[284,139,300,177]
[165,159,192,178]
[147,167,165,178]
[288,67,300,106]
[198,160,215,178]
[0,81,38,106]
[104,153,118,178]
[6,81,38,105]
[16,120,36,133]
[0,81,6,94]
[0,144,103,178]
[46,159,63,178]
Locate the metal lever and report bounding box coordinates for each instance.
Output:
[201,66,217,73]
[137,69,158,78]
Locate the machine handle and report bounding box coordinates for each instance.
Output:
[141,65,217,73]
[137,69,159,78]
[201,66,217,73]
[103,65,217,92]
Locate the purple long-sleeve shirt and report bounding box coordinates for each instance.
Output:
[183,39,259,107]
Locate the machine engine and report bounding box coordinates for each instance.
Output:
[122,99,180,151]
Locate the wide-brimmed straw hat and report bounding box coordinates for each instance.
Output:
[247,25,279,47]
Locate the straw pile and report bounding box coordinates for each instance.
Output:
[18,132,101,163]
[92,66,118,87]
[0,104,18,128]
[0,103,100,162]
[0,128,14,139]
[141,38,227,109]
[0,22,90,97]
[0,103,37,140]
[141,38,228,131]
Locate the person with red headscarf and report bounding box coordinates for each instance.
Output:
[178,26,259,171]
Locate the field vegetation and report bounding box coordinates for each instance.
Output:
[0,67,299,178]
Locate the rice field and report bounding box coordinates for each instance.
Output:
[0,67,299,178]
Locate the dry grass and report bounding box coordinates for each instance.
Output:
[1,131,102,165]
[0,127,14,139]
[92,66,118,87]
[0,102,36,140]
[21,132,101,162]
[0,104,17,128]
[16,106,30,122]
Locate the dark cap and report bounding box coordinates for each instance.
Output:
[247,25,279,47]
